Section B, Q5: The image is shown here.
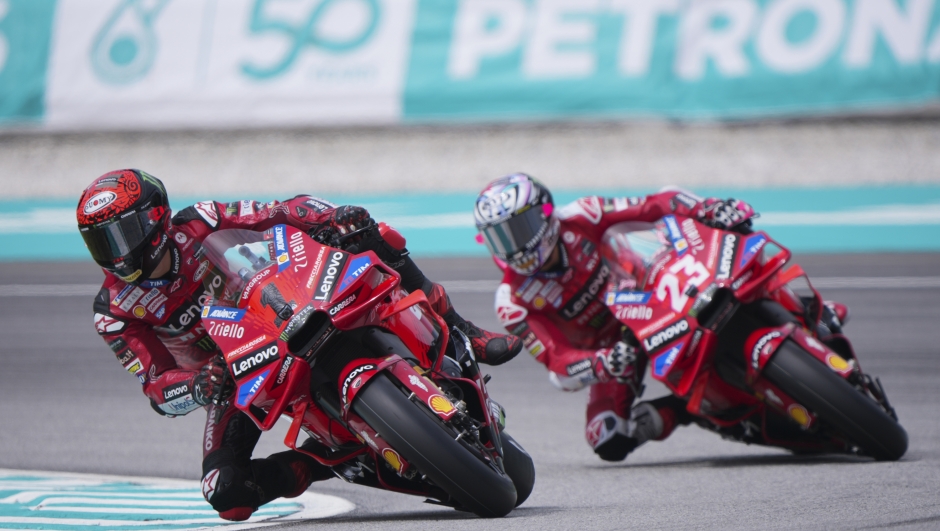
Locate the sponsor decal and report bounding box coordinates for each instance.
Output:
[207,320,246,340]
[615,305,653,321]
[193,261,210,282]
[739,234,768,268]
[605,291,652,305]
[295,206,309,218]
[140,279,168,288]
[560,264,610,320]
[194,201,219,228]
[274,356,294,386]
[201,306,246,321]
[339,255,372,291]
[112,284,134,306]
[751,331,783,370]
[663,215,689,255]
[280,304,316,341]
[155,306,166,319]
[585,414,609,448]
[562,231,576,244]
[94,313,126,334]
[288,230,309,273]
[125,359,143,376]
[305,197,335,212]
[239,199,255,217]
[273,225,291,272]
[241,267,272,301]
[566,359,593,377]
[148,233,168,261]
[826,353,850,372]
[496,284,528,325]
[161,393,199,414]
[306,247,327,289]
[681,218,705,253]
[147,294,167,313]
[118,287,145,312]
[116,348,135,366]
[764,387,784,406]
[732,270,753,290]
[162,382,190,401]
[521,331,545,357]
[787,403,811,429]
[642,319,691,354]
[516,278,543,303]
[539,280,564,308]
[231,342,279,378]
[237,369,271,407]
[715,234,737,280]
[329,293,357,316]
[428,395,455,415]
[804,336,826,352]
[342,364,376,403]
[132,305,146,318]
[83,191,118,214]
[654,343,684,377]
[227,335,268,358]
[408,374,429,392]
[107,337,128,354]
[313,251,347,302]
[359,430,379,451]
[174,232,188,244]
[576,196,602,224]
[674,193,699,210]
[382,448,405,474]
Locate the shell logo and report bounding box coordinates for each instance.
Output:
[826,353,850,372]
[787,404,811,429]
[382,449,404,473]
[133,305,146,318]
[429,394,455,415]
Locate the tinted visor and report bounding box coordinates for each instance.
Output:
[80,209,160,266]
[480,206,546,259]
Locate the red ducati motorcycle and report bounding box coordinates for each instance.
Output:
[199,224,534,517]
[600,216,907,460]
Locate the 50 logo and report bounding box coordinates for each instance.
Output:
[242,0,381,80]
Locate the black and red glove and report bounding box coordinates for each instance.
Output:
[193,358,228,406]
[330,205,374,236]
[698,198,757,230]
[593,341,639,384]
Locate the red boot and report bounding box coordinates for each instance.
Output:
[427,283,523,366]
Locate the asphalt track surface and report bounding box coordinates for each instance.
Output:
[1,254,938,531]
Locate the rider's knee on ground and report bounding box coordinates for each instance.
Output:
[200,449,314,516]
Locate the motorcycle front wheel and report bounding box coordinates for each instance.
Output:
[763,340,908,461]
[353,373,518,517]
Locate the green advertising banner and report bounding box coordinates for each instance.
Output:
[404,0,940,121]
[0,0,56,124]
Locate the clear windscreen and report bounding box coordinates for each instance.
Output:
[201,229,277,305]
[600,221,671,291]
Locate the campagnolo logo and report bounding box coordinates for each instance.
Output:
[83,191,117,214]
[643,319,690,353]
[231,343,279,378]
[716,234,736,280]
[342,364,375,403]
[751,331,782,370]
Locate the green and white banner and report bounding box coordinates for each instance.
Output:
[4,0,940,129]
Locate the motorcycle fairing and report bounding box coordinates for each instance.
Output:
[744,323,853,383]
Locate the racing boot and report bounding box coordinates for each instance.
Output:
[427,282,523,366]
[588,398,690,462]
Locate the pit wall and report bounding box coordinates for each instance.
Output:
[5,0,940,130]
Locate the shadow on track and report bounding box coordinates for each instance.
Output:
[282,505,560,526]
[585,453,874,471]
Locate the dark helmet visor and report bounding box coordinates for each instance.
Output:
[79,208,160,266]
[480,206,546,259]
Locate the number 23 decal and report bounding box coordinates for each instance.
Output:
[656,255,709,312]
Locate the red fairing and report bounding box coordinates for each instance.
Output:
[495,190,705,392]
[91,195,348,415]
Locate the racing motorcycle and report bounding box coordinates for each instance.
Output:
[600,216,907,460]
[199,223,534,517]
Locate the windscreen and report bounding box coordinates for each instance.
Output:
[201,228,277,306]
[600,221,671,291]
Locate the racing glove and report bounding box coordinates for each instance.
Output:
[193,358,229,406]
[593,341,639,384]
[330,205,374,236]
[698,198,756,230]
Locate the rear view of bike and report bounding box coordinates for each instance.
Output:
[200,225,533,517]
[601,217,907,460]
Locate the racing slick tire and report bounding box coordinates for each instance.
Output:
[353,373,517,517]
[500,432,535,507]
[763,340,908,461]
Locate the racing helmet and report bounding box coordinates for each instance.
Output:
[474,173,559,275]
[77,169,171,283]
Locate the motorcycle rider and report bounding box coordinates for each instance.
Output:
[474,173,849,461]
[78,169,522,521]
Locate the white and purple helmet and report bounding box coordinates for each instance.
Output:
[474,174,559,275]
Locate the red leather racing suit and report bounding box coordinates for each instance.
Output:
[494,190,705,449]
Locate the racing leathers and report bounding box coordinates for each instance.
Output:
[494,190,710,460]
[91,195,447,519]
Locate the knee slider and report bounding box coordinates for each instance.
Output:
[201,465,262,513]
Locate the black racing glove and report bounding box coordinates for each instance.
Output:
[593,341,639,384]
[193,358,229,406]
[698,198,757,230]
[330,205,374,236]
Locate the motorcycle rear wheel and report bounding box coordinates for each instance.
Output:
[353,373,518,517]
[763,340,908,461]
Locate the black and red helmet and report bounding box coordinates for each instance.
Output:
[77,169,170,283]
